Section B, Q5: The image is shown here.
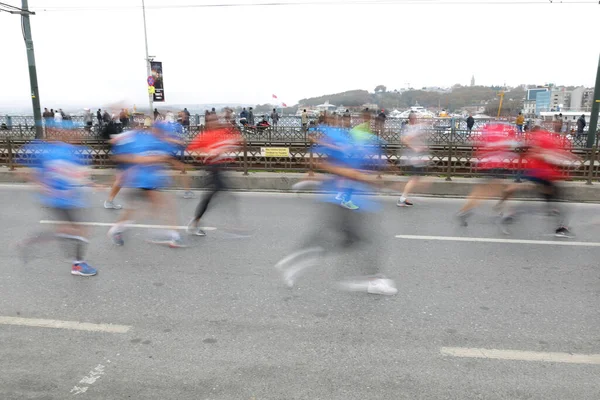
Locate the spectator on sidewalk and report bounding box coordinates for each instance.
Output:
[119,109,128,128]
[301,109,308,132]
[408,110,417,126]
[97,109,103,127]
[154,108,161,121]
[376,109,387,134]
[53,109,63,125]
[42,108,53,127]
[577,114,586,135]
[83,108,93,132]
[553,114,563,134]
[466,114,475,134]
[103,110,111,125]
[271,108,280,129]
[516,112,525,133]
[343,109,351,128]
[248,107,255,126]
[182,108,190,127]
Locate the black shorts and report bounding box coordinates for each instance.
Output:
[51,207,83,223]
[523,176,554,187]
[482,168,511,179]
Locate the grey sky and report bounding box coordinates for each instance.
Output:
[1,0,598,109]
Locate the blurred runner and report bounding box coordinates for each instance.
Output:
[397,120,431,207]
[17,131,98,276]
[275,116,397,296]
[497,129,579,237]
[154,120,194,199]
[186,120,242,236]
[315,117,359,210]
[456,123,521,226]
[107,122,184,247]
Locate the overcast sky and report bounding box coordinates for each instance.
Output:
[1,0,598,110]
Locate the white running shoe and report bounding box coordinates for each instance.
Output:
[104,200,122,210]
[367,279,398,296]
[335,192,344,201]
[186,219,206,236]
[183,191,194,199]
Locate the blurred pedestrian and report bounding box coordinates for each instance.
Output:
[83,108,93,133]
[271,108,280,129]
[577,114,586,135]
[466,114,475,134]
[516,112,525,133]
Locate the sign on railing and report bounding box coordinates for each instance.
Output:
[260,147,290,157]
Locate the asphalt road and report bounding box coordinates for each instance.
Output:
[0,184,599,400]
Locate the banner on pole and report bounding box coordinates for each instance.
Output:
[150,61,165,102]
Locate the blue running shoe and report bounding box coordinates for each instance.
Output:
[71,262,97,277]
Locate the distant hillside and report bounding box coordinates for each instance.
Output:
[298,90,372,108]
[298,86,527,113]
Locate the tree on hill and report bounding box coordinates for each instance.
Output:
[374,85,387,93]
[298,90,372,107]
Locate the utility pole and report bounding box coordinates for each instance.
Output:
[21,0,43,139]
[142,0,153,116]
[586,54,600,148]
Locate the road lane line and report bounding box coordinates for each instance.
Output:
[441,347,600,365]
[0,316,131,334]
[40,220,217,231]
[395,234,600,247]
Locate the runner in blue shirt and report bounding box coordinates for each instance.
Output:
[18,137,98,276]
[275,114,397,296]
[107,123,184,248]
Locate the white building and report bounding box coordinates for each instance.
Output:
[523,100,536,117]
[550,88,571,110]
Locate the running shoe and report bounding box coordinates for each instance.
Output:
[340,200,359,210]
[183,191,195,199]
[396,199,413,207]
[104,200,122,210]
[338,278,398,296]
[367,279,398,296]
[71,262,97,277]
[456,210,472,227]
[109,231,124,246]
[186,220,206,236]
[168,238,188,248]
[555,226,572,238]
[275,247,323,288]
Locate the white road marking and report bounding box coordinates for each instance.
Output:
[395,234,600,247]
[40,220,217,231]
[441,347,600,365]
[0,316,131,334]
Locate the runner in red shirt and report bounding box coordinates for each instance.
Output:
[457,123,521,226]
[498,128,579,237]
[186,122,242,236]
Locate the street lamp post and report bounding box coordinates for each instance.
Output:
[1,1,42,138]
[21,0,42,139]
[586,54,600,148]
[142,0,153,117]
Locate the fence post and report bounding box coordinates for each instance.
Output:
[586,146,597,185]
[7,138,15,171]
[445,144,453,181]
[308,140,314,177]
[377,142,383,179]
[242,139,249,176]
